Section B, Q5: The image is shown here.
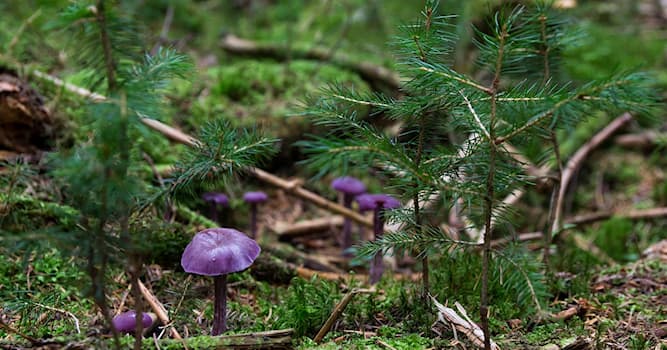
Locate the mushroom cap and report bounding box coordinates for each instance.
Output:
[181,228,260,276]
[243,191,268,204]
[202,192,229,206]
[355,194,401,212]
[112,311,152,333]
[331,176,366,196]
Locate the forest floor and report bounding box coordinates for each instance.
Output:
[1,0,667,349]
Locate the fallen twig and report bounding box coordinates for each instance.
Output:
[489,232,544,248]
[265,241,347,274]
[272,216,345,238]
[567,207,667,225]
[551,305,579,321]
[431,296,500,350]
[376,339,399,350]
[0,316,38,344]
[33,302,81,334]
[615,130,664,149]
[551,113,634,235]
[314,288,374,343]
[138,280,184,341]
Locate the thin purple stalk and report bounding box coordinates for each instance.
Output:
[369,206,384,284]
[209,203,219,224]
[341,195,353,254]
[249,204,258,239]
[212,274,228,335]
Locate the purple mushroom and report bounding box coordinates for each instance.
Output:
[202,192,229,225]
[112,310,153,334]
[331,177,366,254]
[243,191,268,239]
[355,194,400,284]
[181,228,260,335]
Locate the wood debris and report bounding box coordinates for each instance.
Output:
[431,297,500,350]
[0,68,54,154]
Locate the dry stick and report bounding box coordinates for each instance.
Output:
[488,232,544,249]
[431,297,500,350]
[313,288,375,343]
[615,131,663,149]
[493,206,667,251]
[376,339,399,350]
[0,317,38,344]
[550,113,634,236]
[272,216,345,238]
[567,207,667,225]
[138,280,184,341]
[33,303,81,334]
[27,70,374,229]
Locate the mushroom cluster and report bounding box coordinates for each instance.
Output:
[181,228,260,335]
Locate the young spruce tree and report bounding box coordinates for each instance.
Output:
[47,1,275,349]
[301,2,655,348]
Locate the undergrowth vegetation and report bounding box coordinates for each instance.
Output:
[0,0,665,349]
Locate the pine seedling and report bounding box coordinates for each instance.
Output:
[46,2,194,348]
[300,1,656,348]
[45,2,276,346]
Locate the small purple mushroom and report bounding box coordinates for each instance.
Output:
[331,177,366,254]
[112,310,152,334]
[202,192,229,225]
[181,228,260,335]
[355,194,400,284]
[243,191,268,239]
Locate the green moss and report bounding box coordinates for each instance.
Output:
[0,248,93,338]
[563,22,666,85]
[522,318,587,346]
[298,332,432,350]
[276,276,340,337]
[592,217,637,262]
[188,60,369,136]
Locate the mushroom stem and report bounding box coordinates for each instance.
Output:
[212,274,228,335]
[208,203,219,224]
[249,204,258,239]
[369,205,385,284]
[341,195,354,254]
